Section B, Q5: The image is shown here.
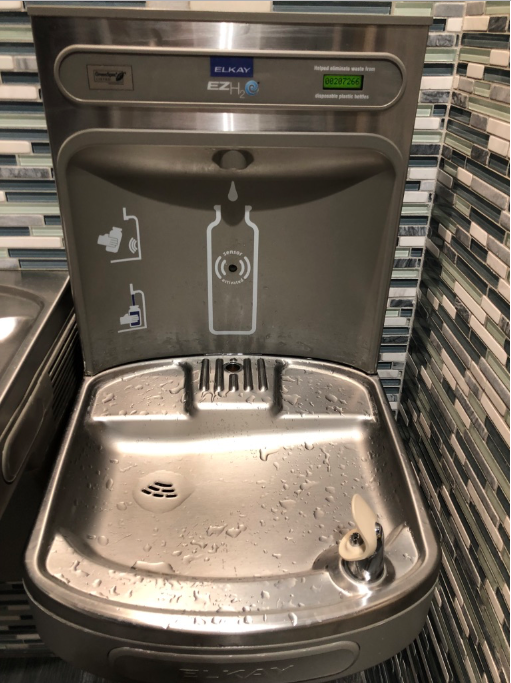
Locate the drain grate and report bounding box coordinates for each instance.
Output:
[141,482,177,499]
[134,471,192,513]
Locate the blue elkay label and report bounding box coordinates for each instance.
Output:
[210,56,254,78]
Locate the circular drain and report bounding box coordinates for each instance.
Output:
[133,471,193,513]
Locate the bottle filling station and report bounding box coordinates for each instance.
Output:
[25,8,440,683]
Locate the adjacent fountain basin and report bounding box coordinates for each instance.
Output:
[25,355,440,682]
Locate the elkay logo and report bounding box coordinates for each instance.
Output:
[210,56,253,78]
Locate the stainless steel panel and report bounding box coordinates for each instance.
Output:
[29,10,429,376]
[25,356,439,644]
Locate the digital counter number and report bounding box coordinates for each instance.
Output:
[323,75,364,90]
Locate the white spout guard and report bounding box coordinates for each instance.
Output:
[339,494,378,561]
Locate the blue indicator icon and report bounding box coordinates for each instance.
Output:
[245,80,259,96]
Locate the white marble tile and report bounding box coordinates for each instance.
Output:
[446,17,463,31]
[0,55,14,70]
[408,166,438,180]
[399,236,427,247]
[463,15,490,30]
[0,236,62,249]
[421,75,453,90]
[487,252,508,279]
[469,221,488,246]
[0,85,39,101]
[490,49,510,67]
[414,116,442,130]
[457,168,473,186]
[487,117,510,141]
[467,63,485,79]
[0,140,31,154]
[488,135,510,156]
[404,190,430,202]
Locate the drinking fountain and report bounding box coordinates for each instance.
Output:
[25,7,440,682]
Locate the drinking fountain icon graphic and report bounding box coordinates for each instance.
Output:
[119,284,147,333]
[97,208,142,263]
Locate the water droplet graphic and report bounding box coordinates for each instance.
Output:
[116,502,127,511]
[97,535,109,546]
[228,181,238,202]
[288,612,298,626]
[105,478,114,491]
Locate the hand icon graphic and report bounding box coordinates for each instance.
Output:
[97,227,123,254]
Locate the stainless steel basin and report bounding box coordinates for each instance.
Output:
[25,355,440,681]
[0,272,73,516]
[0,286,42,378]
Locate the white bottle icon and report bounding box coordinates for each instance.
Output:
[207,203,259,335]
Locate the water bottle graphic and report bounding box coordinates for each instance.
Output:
[207,194,259,335]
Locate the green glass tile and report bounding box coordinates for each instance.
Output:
[486,1,511,14]
[455,196,472,216]
[0,204,59,215]
[416,105,433,116]
[401,204,430,215]
[468,94,510,122]
[395,1,433,6]
[502,546,510,572]
[469,392,488,424]
[433,206,459,233]
[0,248,7,258]
[392,268,421,278]
[486,484,509,524]
[474,81,492,97]
[412,131,443,143]
[443,160,458,176]
[425,48,458,63]
[385,309,399,317]
[0,114,46,129]
[459,47,492,65]
[394,248,410,258]
[440,265,456,289]
[445,131,473,155]
[31,227,63,237]
[485,67,511,85]
[18,155,53,167]
[394,7,432,16]
[469,425,507,489]
[487,351,510,389]
[440,253,483,303]
[486,317,507,346]
[0,25,34,42]
[430,372,467,432]
[477,546,502,591]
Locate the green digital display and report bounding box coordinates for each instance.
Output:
[323,74,364,90]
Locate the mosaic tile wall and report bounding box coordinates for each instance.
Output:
[398,2,510,683]
[0,3,509,683]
